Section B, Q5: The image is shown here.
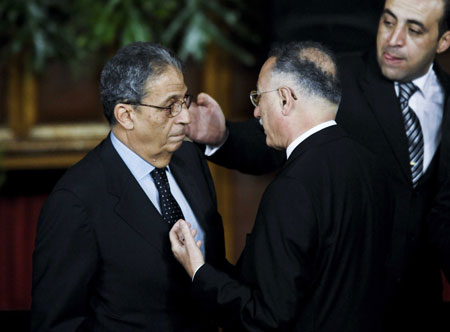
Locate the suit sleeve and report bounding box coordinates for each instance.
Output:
[31,189,99,331]
[207,119,285,175]
[192,179,317,331]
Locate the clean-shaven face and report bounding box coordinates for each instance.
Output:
[129,66,190,164]
[376,0,445,82]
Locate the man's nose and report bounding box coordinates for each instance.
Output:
[253,106,260,119]
[387,25,406,47]
[177,104,190,124]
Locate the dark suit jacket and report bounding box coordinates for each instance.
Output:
[336,52,449,331]
[210,51,450,330]
[31,135,225,331]
[196,126,391,332]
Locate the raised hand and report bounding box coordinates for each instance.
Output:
[186,93,227,146]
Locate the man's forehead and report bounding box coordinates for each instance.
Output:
[384,0,445,21]
[145,67,186,96]
[257,57,276,88]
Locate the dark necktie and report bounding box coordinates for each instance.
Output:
[151,167,185,225]
[398,82,423,187]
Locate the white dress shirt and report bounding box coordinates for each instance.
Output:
[286,120,337,159]
[110,132,205,255]
[394,64,444,172]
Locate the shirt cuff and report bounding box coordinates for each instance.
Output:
[204,128,230,157]
[192,263,205,281]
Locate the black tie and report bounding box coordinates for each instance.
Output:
[398,82,423,187]
[151,168,185,225]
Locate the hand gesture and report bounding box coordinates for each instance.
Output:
[186,93,226,146]
[169,219,205,278]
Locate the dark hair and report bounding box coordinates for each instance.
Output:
[269,41,341,105]
[439,0,450,37]
[100,42,182,125]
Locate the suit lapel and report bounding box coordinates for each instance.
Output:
[99,135,170,254]
[359,55,412,182]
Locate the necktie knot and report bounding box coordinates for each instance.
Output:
[151,167,169,184]
[398,82,418,106]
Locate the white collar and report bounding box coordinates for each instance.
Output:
[395,64,435,96]
[286,120,337,159]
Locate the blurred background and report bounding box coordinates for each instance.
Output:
[0,0,449,330]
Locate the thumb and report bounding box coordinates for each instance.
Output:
[197,92,213,106]
[179,220,197,246]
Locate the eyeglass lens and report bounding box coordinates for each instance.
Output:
[250,91,260,107]
[171,94,192,116]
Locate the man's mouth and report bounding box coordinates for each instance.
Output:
[383,51,405,64]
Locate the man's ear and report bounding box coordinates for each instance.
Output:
[437,30,450,54]
[114,104,135,130]
[278,87,294,116]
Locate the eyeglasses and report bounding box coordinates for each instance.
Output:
[249,87,298,107]
[121,94,192,117]
[249,89,279,107]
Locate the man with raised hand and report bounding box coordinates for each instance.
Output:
[170,41,391,332]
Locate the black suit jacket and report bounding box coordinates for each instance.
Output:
[196,126,391,332]
[336,52,449,330]
[210,51,450,330]
[31,135,225,331]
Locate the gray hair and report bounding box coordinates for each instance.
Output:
[100,42,182,125]
[269,41,341,105]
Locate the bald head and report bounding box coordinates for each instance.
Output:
[298,47,337,77]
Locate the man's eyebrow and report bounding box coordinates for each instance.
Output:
[382,9,397,20]
[382,8,427,31]
[407,19,427,31]
[161,92,187,105]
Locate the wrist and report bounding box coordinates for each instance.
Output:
[191,263,205,281]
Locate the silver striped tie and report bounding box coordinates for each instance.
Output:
[399,82,423,187]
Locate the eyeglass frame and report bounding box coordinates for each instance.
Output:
[120,94,192,118]
[249,87,297,107]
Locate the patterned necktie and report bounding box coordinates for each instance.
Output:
[151,167,185,225]
[398,82,423,187]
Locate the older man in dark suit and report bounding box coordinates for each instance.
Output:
[186,0,450,330]
[31,42,226,331]
[170,42,392,332]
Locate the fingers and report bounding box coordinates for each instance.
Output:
[179,220,196,246]
[196,92,212,106]
[169,222,184,258]
[197,92,221,109]
[172,219,201,251]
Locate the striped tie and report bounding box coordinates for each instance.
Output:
[398,82,423,187]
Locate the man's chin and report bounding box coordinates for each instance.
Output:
[379,64,408,82]
[266,138,282,150]
[166,139,184,152]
